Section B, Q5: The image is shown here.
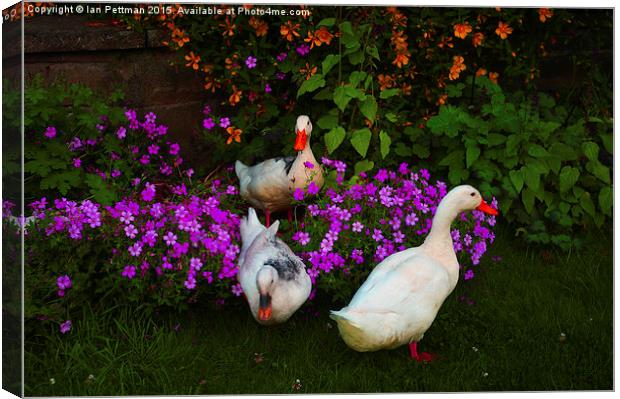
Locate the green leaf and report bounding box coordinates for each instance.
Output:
[359,96,377,122]
[559,166,580,193]
[349,71,367,87]
[411,144,430,159]
[598,186,612,215]
[317,112,339,130]
[354,160,374,175]
[321,54,341,76]
[586,160,610,184]
[527,144,550,158]
[522,188,536,214]
[333,86,365,112]
[487,133,507,146]
[324,126,346,154]
[524,165,541,191]
[580,192,596,218]
[385,112,398,123]
[439,150,464,168]
[40,170,82,195]
[549,142,578,161]
[350,128,372,157]
[509,169,524,193]
[379,130,391,159]
[317,18,336,27]
[465,145,481,168]
[379,88,400,99]
[366,45,380,60]
[600,133,612,153]
[426,106,461,137]
[348,50,364,65]
[297,74,325,98]
[581,141,599,161]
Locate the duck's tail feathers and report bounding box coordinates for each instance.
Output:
[240,208,264,243]
[235,160,248,180]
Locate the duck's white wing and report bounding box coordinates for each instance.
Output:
[240,157,294,209]
[348,248,418,301]
[348,253,451,313]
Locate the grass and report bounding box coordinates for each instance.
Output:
[24,226,613,395]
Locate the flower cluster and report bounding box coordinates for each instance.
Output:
[288,161,497,300]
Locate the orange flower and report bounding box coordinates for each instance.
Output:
[280,21,300,41]
[315,26,334,45]
[400,83,412,96]
[437,36,454,49]
[453,22,472,39]
[220,17,236,37]
[476,68,487,77]
[437,93,448,106]
[226,127,242,144]
[184,51,201,70]
[229,86,242,106]
[299,63,318,80]
[538,8,553,23]
[489,72,499,84]
[225,56,240,77]
[392,53,410,68]
[472,32,484,47]
[449,56,466,81]
[249,17,268,37]
[495,21,513,39]
[377,74,395,90]
[204,77,221,93]
[304,30,321,48]
[391,30,409,52]
[386,7,407,27]
[171,27,190,47]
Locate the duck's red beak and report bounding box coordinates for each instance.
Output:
[258,294,272,321]
[294,129,307,151]
[476,199,499,216]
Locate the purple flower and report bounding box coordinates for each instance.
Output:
[73,158,81,168]
[148,144,160,155]
[405,213,419,226]
[140,183,156,202]
[276,52,287,62]
[59,320,72,334]
[264,83,272,93]
[203,105,211,115]
[44,126,57,139]
[116,126,126,139]
[124,224,138,238]
[352,221,364,233]
[293,188,305,201]
[122,265,136,280]
[296,44,310,56]
[464,269,475,280]
[190,257,203,271]
[307,181,320,196]
[164,231,177,246]
[231,283,244,296]
[372,229,384,242]
[203,118,216,130]
[56,275,72,292]
[169,143,180,155]
[245,55,257,69]
[293,231,311,246]
[128,242,143,257]
[219,117,231,128]
[303,161,315,169]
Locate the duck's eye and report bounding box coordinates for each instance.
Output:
[470,192,476,197]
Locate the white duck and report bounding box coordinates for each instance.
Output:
[235,115,323,226]
[238,208,312,325]
[330,185,498,362]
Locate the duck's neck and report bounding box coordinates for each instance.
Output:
[423,200,459,267]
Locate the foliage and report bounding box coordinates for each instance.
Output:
[3,76,196,205]
[422,76,612,248]
[122,6,612,167]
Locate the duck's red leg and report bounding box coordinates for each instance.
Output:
[408,342,437,363]
[287,208,293,224]
[265,210,271,227]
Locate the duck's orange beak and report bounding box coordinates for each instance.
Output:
[476,199,499,216]
[294,129,307,152]
[258,294,272,321]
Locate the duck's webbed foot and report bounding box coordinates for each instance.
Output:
[408,342,438,363]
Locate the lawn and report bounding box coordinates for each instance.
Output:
[24,224,613,395]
